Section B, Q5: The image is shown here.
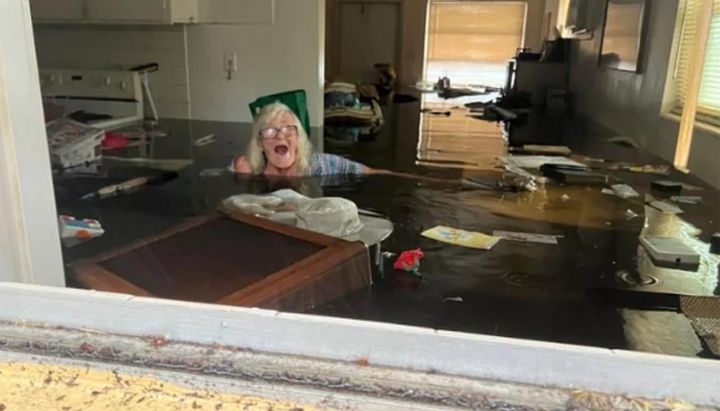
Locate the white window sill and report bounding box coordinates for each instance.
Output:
[660,112,720,138]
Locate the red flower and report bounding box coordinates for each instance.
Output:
[393,249,424,272]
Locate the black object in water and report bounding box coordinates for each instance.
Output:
[393,94,419,103]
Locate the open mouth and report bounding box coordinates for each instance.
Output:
[274,144,289,155]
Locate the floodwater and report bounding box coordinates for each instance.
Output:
[55,96,720,359]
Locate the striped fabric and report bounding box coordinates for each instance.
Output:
[309,153,364,176]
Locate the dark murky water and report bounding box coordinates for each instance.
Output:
[55,98,720,358]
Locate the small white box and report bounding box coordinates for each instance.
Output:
[639,236,700,271]
[46,118,104,173]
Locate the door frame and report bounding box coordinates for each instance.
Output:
[0,0,65,286]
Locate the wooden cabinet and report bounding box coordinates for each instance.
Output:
[30,0,199,24]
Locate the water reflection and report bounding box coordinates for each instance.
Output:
[417,107,507,170]
[315,96,719,358]
[463,183,642,229]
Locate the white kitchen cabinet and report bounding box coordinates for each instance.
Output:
[85,0,198,24]
[30,0,86,22]
[30,0,199,24]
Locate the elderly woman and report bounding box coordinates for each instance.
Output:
[233,102,372,176]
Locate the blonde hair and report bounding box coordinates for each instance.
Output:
[246,102,312,174]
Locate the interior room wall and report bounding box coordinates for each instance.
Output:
[543,0,560,38]
[325,0,548,87]
[568,0,720,189]
[187,0,325,126]
[32,0,325,126]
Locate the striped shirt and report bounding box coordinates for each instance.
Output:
[309,153,364,176]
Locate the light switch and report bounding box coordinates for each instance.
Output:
[224,52,238,73]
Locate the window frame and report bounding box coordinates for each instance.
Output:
[661,0,720,136]
[422,0,529,85]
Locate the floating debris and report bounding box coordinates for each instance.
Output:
[492,230,560,245]
[199,168,225,177]
[671,196,702,205]
[604,184,640,199]
[422,226,500,250]
[649,200,684,215]
[193,134,216,147]
[393,249,424,273]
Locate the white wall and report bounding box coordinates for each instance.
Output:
[199,0,274,24]
[0,0,65,286]
[187,0,325,126]
[32,0,326,126]
[568,0,720,189]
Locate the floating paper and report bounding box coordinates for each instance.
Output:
[421,226,500,250]
[610,184,639,199]
[671,195,702,205]
[649,200,684,214]
[492,230,559,245]
[194,134,216,147]
[602,184,639,199]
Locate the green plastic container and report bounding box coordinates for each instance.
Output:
[248,89,311,136]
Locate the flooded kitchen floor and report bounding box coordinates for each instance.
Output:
[54,98,720,359]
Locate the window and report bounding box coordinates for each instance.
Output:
[666,0,720,127]
[424,1,527,87]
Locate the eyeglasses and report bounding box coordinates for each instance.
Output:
[259,125,298,140]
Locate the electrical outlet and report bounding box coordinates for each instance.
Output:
[224,52,238,73]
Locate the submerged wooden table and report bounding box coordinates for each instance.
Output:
[69,212,372,312]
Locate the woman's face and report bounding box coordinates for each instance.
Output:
[260,111,299,170]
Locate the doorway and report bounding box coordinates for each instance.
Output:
[338,1,401,84]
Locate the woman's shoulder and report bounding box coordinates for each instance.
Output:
[311,153,347,162]
[310,153,365,175]
[310,152,343,168]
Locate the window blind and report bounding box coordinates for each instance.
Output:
[425,1,526,87]
[672,0,720,124]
